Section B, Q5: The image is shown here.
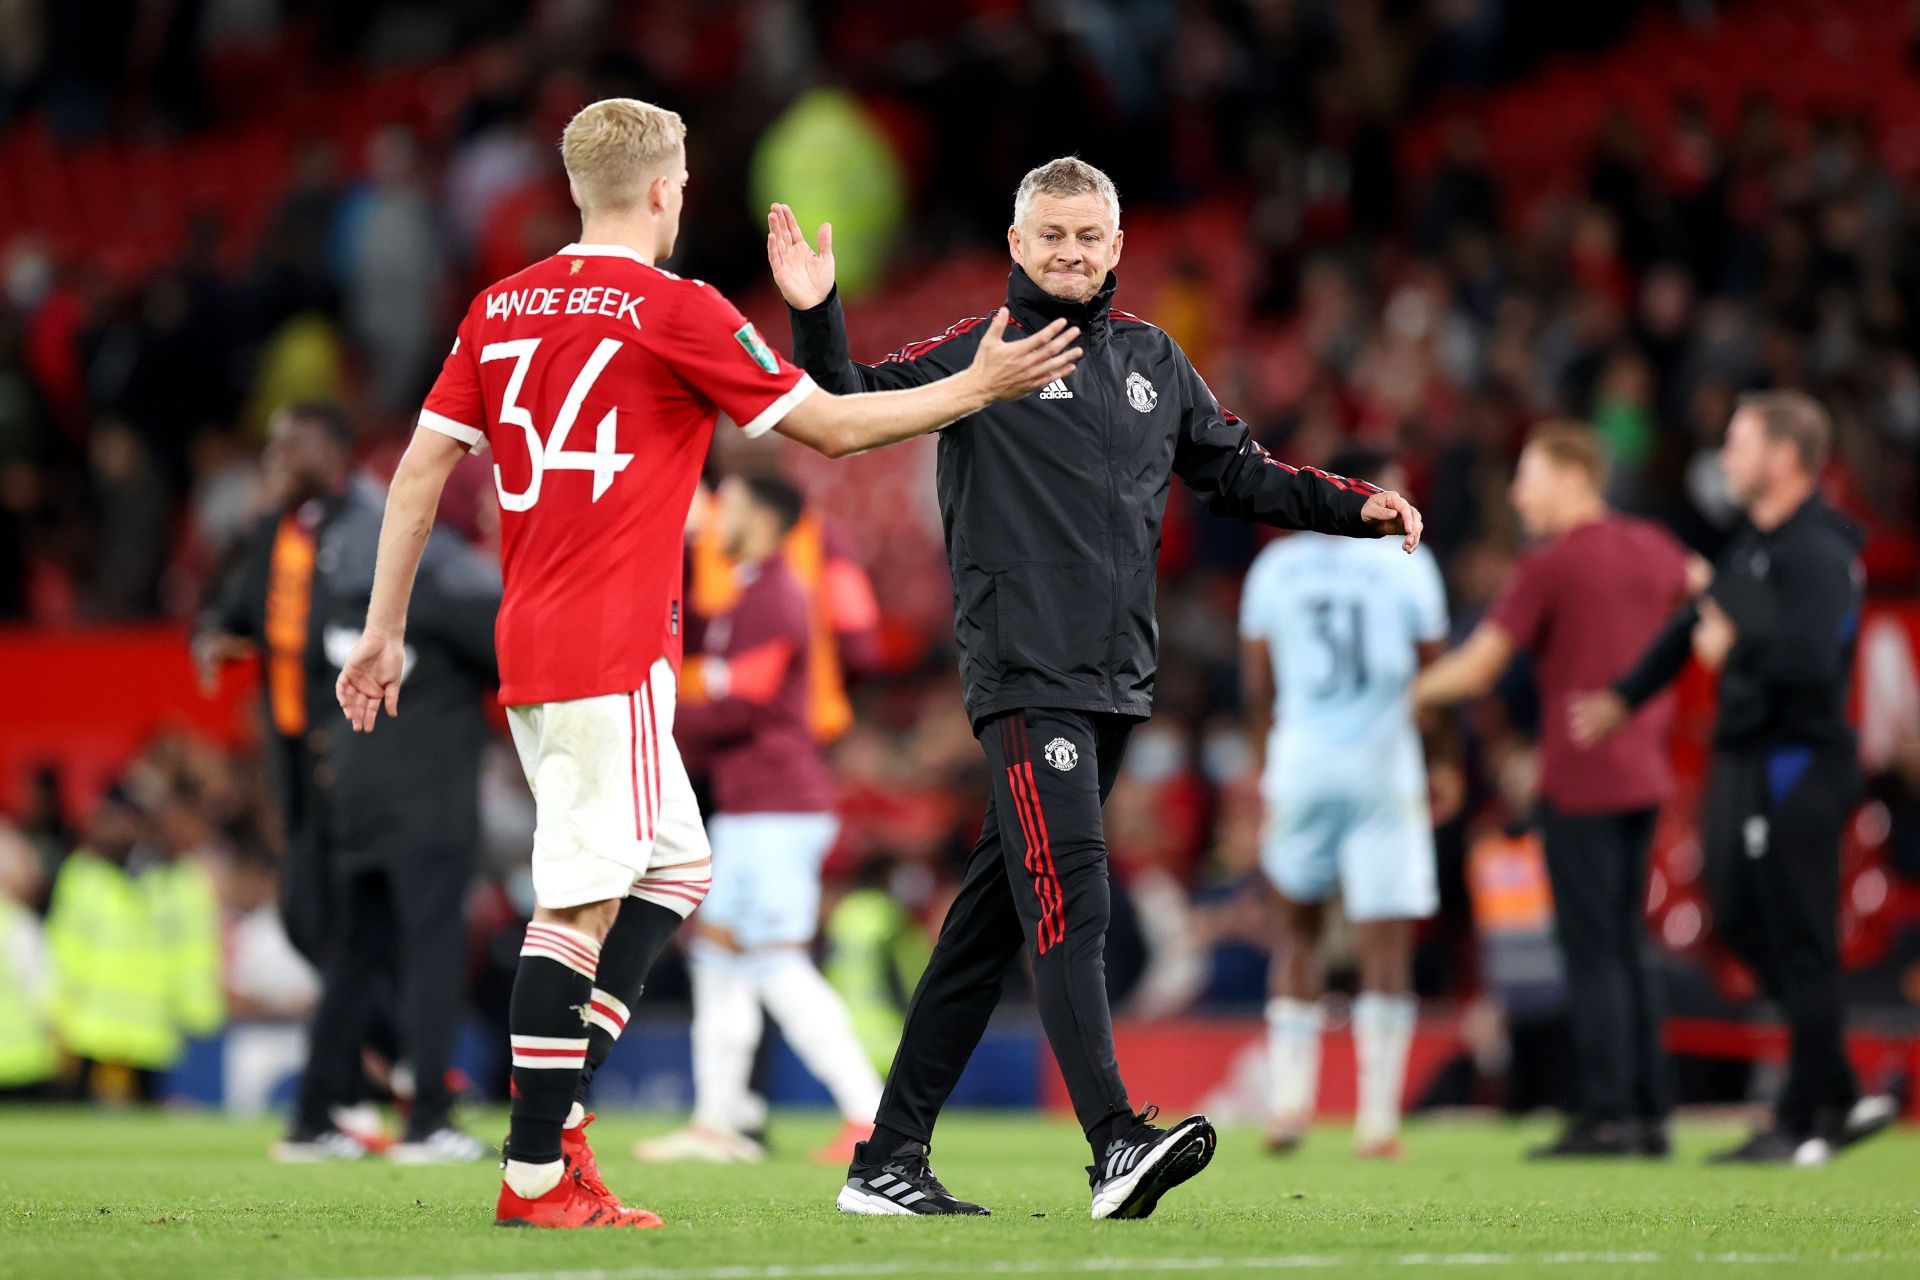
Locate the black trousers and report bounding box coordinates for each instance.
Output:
[294,844,475,1138]
[874,708,1135,1147]
[1702,747,1861,1138]
[279,807,335,968]
[1537,804,1670,1128]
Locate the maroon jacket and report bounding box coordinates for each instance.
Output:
[675,556,835,814]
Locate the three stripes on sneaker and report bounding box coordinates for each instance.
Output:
[862,1171,928,1207]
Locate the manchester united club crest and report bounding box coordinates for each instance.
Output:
[1044,737,1079,771]
[1125,371,1157,413]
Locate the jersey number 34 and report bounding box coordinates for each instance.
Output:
[482,337,633,511]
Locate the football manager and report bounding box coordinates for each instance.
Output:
[767,156,1421,1220]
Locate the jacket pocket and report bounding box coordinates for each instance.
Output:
[1115,561,1158,694]
[952,567,999,695]
[992,562,1112,685]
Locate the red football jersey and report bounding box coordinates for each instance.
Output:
[420,243,816,705]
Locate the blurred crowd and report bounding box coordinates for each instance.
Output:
[3,0,1920,1099]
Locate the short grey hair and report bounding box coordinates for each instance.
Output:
[1012,157,1120,230]
[1737,389,1831,475]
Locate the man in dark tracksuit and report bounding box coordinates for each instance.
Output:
[286,466,502,1160]
[1573,391,1896,1166]
[195,404,358,965]
[197,404,398,1150]
[767,159,1421,1219]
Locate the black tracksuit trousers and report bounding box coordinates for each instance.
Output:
[1537,804,1671,1129]
[873,708,1135,1150]
[1701,746,1862,1139]
[293,844,475,1138]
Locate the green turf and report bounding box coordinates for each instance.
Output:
[1,1108,1916,1279]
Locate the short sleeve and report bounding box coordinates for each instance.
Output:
[1653,525,1691,606]
[1487,549,1550,654]
[1406,545,1450,643]
[1238,545,1281,641]
[419,307,487,453]
[662,283,817,439]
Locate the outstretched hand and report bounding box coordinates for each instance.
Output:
[1568,688,1628,748]
[767,203,836,311]
[1361,490,1424,552]
[967,309,1083,404]
[335,629,405,733]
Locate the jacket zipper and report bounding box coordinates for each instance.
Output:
[1095,338,1121,712]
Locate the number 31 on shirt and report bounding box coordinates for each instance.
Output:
[483,337,633,511]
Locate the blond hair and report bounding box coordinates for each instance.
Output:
[561,98,687,213]
[1012,157,1120,230]
[1523,420,1609,490]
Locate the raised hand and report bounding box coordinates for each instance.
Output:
[1568,688,1628,748]
[1361,490,1425,552]
[335,629,406,733]
[967,309,1082,404]
[767,203,836,310]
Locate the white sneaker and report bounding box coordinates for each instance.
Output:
[1837,1095,1898,1152]
[329,1103,393,1154]
[633,1125,766,1164]
[1792,1137,1833,1168]
[271,1129,370,1163]
[388,1127,490,1164]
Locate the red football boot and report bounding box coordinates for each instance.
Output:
[810,1119,873,1166]
[495,1162,662,1229]
[564,1114,663,1224]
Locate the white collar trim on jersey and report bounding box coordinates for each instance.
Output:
[559,242,653,265]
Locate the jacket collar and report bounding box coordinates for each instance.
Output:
[1005,266,1118,348]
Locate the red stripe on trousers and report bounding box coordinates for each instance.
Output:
[1001,720,1051,950]
[1006,721,1067,951]
[1018,759,1066,951]
[1002,719,1064,953]
[1003,763,1047,941]
[1012,716,1067,951]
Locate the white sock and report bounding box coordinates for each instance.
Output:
[690,942,762,1135]
[1353,992,1417,1145]
[1265,997,1323,1129]
[564,1101,586,1130]
[503,1157,564,1198]
[748,949,883,1124]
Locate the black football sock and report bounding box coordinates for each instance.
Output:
[573,897,685,1112]
[1087,1108,1134,1156]
[868,1123,924,1159]
[505,921,601,1169]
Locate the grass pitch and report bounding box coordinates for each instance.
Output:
[2,1107,1916,1279]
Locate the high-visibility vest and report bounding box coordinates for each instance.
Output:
[151,859,225,1039]
[0,900,57,1088]
[692,511,862,743]
[46,852,224,1070]
[824,888,930,1074]
[1465,829,1567,1018]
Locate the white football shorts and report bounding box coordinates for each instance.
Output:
[1260,790,1438,922]
[507,657,711,914]
[700,812,840,949]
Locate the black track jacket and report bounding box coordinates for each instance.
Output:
[1614,495,1864,755]
[790,266,1382,728]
